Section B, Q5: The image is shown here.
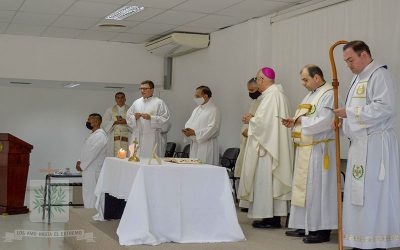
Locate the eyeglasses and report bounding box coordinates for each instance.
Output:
[140,87,152,91]
[255,76,264,81]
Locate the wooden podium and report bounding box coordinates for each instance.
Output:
[0,133,33,215]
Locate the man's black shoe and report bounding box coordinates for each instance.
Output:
[285,229,305,237]
[303,230,331,244]
[252,217,281,229]
[240,208,249,212]
[353,249,385,250]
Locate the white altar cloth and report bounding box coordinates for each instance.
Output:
[94,157,245,245]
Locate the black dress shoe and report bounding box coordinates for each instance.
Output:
[252,217,281,229]
[285,229,306,237]
[353,248,386,250]
[240,208,249,212]
[303,230,331,244]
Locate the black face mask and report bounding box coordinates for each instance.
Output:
[86,122,93,130]
[249,91,261,100]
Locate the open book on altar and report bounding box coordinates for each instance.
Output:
[164,158,202,164]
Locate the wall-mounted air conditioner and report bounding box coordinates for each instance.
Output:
[144,32,210,57]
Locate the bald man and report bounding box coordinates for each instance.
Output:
[76,113,107,208]
[238,67,293,229]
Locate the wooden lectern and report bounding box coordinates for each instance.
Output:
[0,133,33,215]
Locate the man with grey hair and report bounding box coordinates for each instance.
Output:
[238,67,293,229]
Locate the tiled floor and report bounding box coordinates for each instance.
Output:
[1,189,399,250]
[0,213,71,250]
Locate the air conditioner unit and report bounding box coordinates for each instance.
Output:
[145,32,210,57]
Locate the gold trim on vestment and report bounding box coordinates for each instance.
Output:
[291,83,333,207]
[294,139,334,147]
[344,234,400,243]
[297,104,312,110]
[292,131,301,138]
[355,106,366,128]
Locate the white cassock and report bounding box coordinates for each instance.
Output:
[185,99,221,165]
[288,84,338,232]
[342,61,400,249]
[126,96,170,158]
[238,84,293,219]
[234,98,261,178]
[80,128,107,208]
[235,98,261,209]
[102,105,131,156]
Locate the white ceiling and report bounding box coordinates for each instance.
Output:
[0,0,310,44]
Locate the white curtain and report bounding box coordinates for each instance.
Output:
[167,0,400,155]
[269,0,400,157]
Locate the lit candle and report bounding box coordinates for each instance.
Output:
[117,148,126,159]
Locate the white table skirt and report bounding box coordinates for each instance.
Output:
[93,157,245,245]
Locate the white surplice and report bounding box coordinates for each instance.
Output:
[342,61,400,249]
[238,84,293,219]
[288,86,338,232]
[80,128,107,208]
[234,98,261,178]
[102,105,131,156]
[236,98,261,209]
[126,97,170,158]
[185,99,221,165]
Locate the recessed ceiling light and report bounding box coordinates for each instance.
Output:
[10,81,32,85]
[106,6,144,21]
[104,86,124,89]
[64,83,80,88]
[98,23,127,28]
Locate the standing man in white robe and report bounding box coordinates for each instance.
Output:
[102,92,131,156]
[126,80,170,158]
[238,67,293,229]
[76,113,107,208]
[334,40,400,250]
[282,65,337,243]
[235,77,262,212]
[183,85,221,165]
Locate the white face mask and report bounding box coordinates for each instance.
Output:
[193,97,204,105]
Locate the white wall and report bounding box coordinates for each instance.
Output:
[164,0,400,157]
[0,85,140,180]
[0,34,162,181]
[161,17,272,152]
[269,0,400,156]
[0,34,163,85]
[2,0,400,182]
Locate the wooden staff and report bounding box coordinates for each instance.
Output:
[329,40,348,250]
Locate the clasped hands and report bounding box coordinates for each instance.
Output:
[114,116,127,125]
[330,107,346,129]
[75,161,82,172]
[278,107,347,129]
[134,112,151,120]
[182,128,195,137]
[242,113,253,124]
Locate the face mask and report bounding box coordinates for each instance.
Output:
[86,121,93,130]
[249,91,261,100]
[194,97,204,105]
